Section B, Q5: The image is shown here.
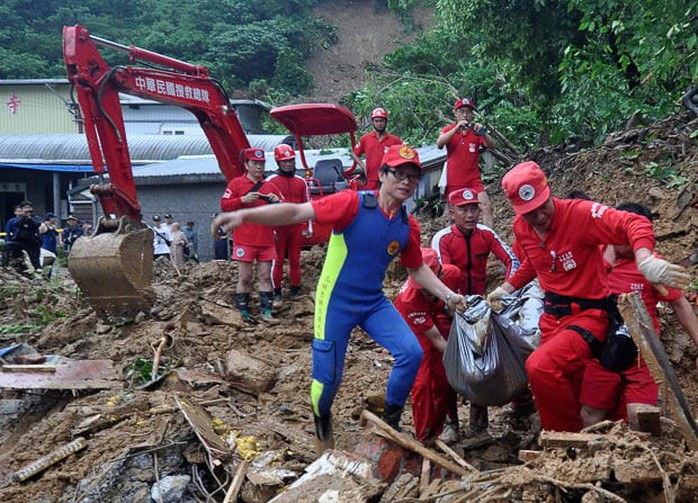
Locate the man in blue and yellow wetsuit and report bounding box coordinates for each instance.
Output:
[213,144,467,454]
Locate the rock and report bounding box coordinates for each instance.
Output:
[150,474,191,503]
[225,349,277,393]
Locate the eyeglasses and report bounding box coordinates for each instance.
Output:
[386,169,420,183]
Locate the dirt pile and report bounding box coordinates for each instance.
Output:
[0,112,697,502]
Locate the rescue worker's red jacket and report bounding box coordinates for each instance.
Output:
[508,198,655,299]
[431,224,519,295]
[220,175,282,247]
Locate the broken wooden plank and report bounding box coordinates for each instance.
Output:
[222,460,248,503]
[175,396,232,462]
[0,360,120,390]
[380,473,418,502]
[613,458,663,485]
[539,431,605,449]
[434,439,478,472]
[360,410,470,477]
[419,458,430,496]
[518,450,543,463]
[618,292,698,450]
[635,405,662,435]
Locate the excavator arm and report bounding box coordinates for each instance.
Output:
[62,25,251,315]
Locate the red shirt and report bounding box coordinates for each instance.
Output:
[311,190,423,268]
[431,224,519,295]
[394,282,442,337]
[606,255,682,334]
[220,175,282,246]
[440,123,488,191]
[508,198,655,299]
[267,173,309,231]
[353,131,403,189]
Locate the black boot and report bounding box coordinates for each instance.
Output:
[383,403,404,432]
[289,285,301,298]
[313,413,334,455]
[273,287,283,307]
[235,293,253,323]
[259,291,279,324]
[469,404,489,432]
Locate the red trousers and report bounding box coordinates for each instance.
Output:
[273,225,303,288]
[411,315,457,441]
[526,308,609,432]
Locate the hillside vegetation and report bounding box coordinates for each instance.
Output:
[1,0,695,149]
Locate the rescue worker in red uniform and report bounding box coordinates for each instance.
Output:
[432,187,520,437]
[437,98,496,228]
[350,108,403,190]
[220,148,282,323]
[213,145,467,454]
[267,144,308,305]
[394,248,461,442]
[433,188,519,296]
[487,161,690,432]
[580,202,698,430]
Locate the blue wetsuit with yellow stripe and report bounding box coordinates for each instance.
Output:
[310,192,423,417]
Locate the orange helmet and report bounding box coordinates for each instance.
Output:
[274,144,295,162]
[371,107,388,119]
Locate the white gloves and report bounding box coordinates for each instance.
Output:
[486,286,509,312]
[637,256,691,291]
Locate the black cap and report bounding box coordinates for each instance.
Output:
[164,213,172,219]
[153,215,161,221]
[186,221,194,226]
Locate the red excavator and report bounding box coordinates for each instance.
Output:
[64,24,251,314]
[270,103,362,245]
[63,25,359,314]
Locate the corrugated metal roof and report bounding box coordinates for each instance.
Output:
[131,144,446,178]
[0,133,293,164]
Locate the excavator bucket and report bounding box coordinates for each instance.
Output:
[68,221,154,315]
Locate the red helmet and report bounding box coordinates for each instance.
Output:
[274,144,295,162]
[370,107,388,120]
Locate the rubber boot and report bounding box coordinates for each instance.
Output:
[235,293,254,323]
[290,285,302,298]
[469,404,489,432]
[313,413,334,455]
[41,255,55,279]
[273,287,283,307]
[259,291,280,325]
[383,403,404,432]
[439,417,459,445]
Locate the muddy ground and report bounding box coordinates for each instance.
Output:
[0,111,697,502]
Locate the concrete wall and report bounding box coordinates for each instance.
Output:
[0,83,76,134]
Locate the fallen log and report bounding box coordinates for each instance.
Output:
[618,292,698,450]
[359,410,471,477]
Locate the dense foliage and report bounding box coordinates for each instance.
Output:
[351,0,696,148]
[0,0,335,97]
